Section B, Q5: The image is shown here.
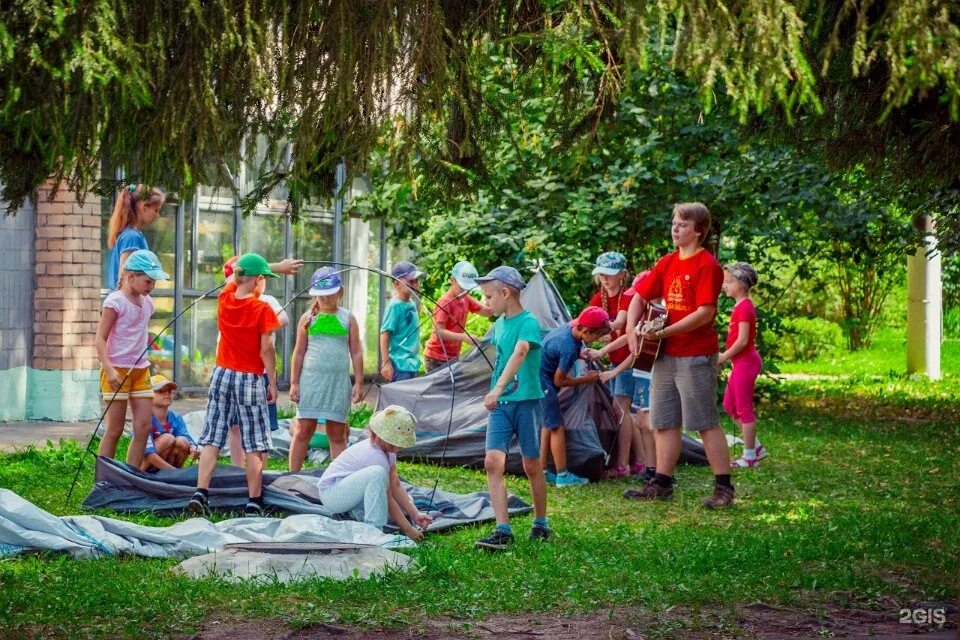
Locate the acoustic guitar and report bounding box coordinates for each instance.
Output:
[632,302,667,374]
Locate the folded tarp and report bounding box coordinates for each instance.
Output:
[82,456,532,533]
[0,488,412,560]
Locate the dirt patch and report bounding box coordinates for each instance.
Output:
[189,599,957,640]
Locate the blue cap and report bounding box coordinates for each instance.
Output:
[450,260,479,290]
[309,267,342,296]
[474,266,526,291]
[124,250,169,281]
[391,261,424,280]
[592,251,627,276]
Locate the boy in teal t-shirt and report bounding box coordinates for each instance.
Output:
[473,266,549,551]
[379,261,424,382]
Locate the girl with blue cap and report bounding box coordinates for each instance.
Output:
[288,267,364,469]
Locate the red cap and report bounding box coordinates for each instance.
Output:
[626,270,651,296]
[569,305,610,330]
[223,255,239,279]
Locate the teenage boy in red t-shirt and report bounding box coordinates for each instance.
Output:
[189,253,301,518]
[624,203,734,508]
[423,261,492,371]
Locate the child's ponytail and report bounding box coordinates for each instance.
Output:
[107,184,165,247]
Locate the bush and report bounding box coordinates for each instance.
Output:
[945,306,960,339]
[776,317,845,361]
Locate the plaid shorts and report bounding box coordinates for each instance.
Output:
[199,366,272,453]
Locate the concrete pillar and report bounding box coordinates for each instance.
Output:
[906,215,942,380]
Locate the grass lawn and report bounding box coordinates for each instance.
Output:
[1,342,958,638]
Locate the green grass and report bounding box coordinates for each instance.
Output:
[1,333,958,638]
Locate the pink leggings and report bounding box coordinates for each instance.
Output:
[723,350,761,424]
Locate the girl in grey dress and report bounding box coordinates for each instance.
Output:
[289,267,364,470]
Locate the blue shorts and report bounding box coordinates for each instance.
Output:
[541,386,564,429]
[393,370,417,382]
[486,399,542,459]
[260,374,279,431]
[631,372,652,412]
[612,368,636,398]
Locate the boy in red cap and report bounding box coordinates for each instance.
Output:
[539,306,611,489]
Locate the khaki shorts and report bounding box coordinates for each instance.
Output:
[100,366,153,401]
[649,354,720,432]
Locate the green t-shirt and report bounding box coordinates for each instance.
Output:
[380,298,421,373]
[490,309,544,402]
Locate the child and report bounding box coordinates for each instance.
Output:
[540,306,610,487]
[379,261,424,382]
[423,260,493,371]
[221,256,290,468]
[588,251,639,477]
[318,405,432,541]
[106,184,165,289]
[142,375,199,472]
[718,262,765,468]
[95,249,170,468]
[188,253,298,518]
[624,202,734,508]
[473,266,548,551]
[289,267,364,469]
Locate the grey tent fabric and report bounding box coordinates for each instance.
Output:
[378,270,710,478]
[82,456,531,533]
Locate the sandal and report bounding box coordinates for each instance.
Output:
[731,456,759,469]
[604,465,630,479]
[629,461,646,475]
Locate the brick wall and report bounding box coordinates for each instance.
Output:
[32,183,101,371]
[0,198,36,371]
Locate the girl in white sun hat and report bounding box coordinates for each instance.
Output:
[318,405,433,540]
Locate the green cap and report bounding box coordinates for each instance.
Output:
[233,253,278,279]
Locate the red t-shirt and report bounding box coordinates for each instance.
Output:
[635,248,723,357]
[726,298,758,357]
[215,281,281,374]
[589,288,634,365]
[424,289,484,362]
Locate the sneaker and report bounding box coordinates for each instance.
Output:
[629,461,646,475]
[623,479,673,501]
[244,501,265,517]
[544,469,557,484]
[702,484,735,509]
[755,444,768,461]
[731,456,759,468]
[475,528,515,551]
[603,465,630,479]
[529,524,553,541]
[555,471,589,487]
[187,492,209,517]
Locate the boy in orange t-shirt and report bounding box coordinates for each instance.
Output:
[189,253,301,517]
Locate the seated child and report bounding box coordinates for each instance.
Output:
[142,375,199,472]
[318,405,433,541]
[540,306,610,487]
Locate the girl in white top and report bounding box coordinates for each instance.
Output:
[94,249,169,467]
[318,406,432,541]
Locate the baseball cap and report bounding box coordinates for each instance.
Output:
[124,250,170,281]
[391,261,424,281]
[592,251,627,276]
[369,405,417,448]
[474,266,526,291]
[234,253,278,279]
[451,260,479,290]
[150,374,178,392]
[626,270,652,295]
[725,262,759,289]
[223,255,239,279]
[309,266,342,296]
[569,306,610,330]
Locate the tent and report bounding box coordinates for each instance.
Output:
[378,270,709,480]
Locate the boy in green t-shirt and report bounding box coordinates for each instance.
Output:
[473,266,549,551]
[379,261,424,382]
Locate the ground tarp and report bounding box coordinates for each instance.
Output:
[81,456,531,533]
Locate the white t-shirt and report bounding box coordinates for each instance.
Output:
[319,438,396,489]
[103,290,155,368]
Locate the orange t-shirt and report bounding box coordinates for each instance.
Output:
[215,282,281,374]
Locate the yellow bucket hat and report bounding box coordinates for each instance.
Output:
[369,405,417,448]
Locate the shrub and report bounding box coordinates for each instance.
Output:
[776,317,845,361]
[945,306,960,340]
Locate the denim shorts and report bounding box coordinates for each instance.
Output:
[393,370,417,382]
[631,372,652,413]
[260,374,279,431]
[649,354,720,432]
[541,387,564,430]
[612,367,636,398]
[486,399,542,458]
